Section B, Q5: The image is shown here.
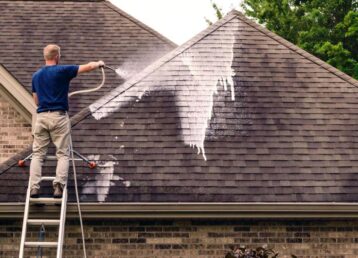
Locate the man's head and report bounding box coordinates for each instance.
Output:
[43,44,61,64]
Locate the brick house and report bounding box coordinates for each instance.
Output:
[1,1,358,258]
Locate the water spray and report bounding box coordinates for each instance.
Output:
[105,65,130,79]
[103,65,116,72]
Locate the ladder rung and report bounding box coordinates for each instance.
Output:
[25,241,58,247]
[46,155,81,161]
[30,197,62,204]
[27,219,60,226]
[40,176,55,181]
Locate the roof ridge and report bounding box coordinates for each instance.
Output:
[104,1,177,48]
[82,9,358,128]
[230,10,358,87]
[70,11,239,127]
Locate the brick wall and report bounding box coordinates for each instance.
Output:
[1,218,358,258]
[0,94,32,163]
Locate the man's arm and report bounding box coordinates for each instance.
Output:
[32,93,39,106]
[78,61,104,74]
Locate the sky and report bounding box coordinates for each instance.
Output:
[110,0,243,45]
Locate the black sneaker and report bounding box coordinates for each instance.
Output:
[30,188,40,198]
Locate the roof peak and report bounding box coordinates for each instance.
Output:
[82,9,358,127]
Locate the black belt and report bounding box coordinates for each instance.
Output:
[39,110,67,115]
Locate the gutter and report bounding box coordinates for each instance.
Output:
[2,202,358,219]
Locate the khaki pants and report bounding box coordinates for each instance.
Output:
[29,111,71,189]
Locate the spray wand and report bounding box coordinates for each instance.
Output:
[103,65,117,72]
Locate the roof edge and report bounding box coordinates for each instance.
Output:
[230,10,358,87]
[0,64,36,123]
[0,145,31,175]
[2,202,358,218]
[0,107,89,172]
[104,1,177,48]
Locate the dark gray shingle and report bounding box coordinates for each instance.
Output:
[1,10,358,203]
[0,0,175,114]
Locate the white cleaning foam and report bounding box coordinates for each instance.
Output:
[81,155,130,202]
[123,181,131,187]
[178,21,238,160]
[90,19,239,160]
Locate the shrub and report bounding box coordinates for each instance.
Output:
[225,244,297,258]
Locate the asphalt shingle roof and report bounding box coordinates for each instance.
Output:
[1,10,358,203]
[0,0,175,114]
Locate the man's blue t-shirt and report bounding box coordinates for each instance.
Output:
[32,65,79,113]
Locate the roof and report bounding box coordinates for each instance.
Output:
[1,10,358,204]
[0,0,175,115]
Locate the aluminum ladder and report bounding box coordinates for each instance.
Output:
[19,176,68,258]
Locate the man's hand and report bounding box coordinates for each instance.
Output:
[78,60,105,74]
[98,60,105,68]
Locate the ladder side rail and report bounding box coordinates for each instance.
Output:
[19,183,31,258]
[56,185,68,258]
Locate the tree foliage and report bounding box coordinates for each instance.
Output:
[206,1,224,25]
[240,0,358,79]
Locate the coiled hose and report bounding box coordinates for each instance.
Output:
[69,67,105,97]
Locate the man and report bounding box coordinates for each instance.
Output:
[30,44,104,198]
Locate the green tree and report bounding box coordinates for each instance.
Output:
[208,1,357,79]
[241,0,358,79]
[205,1,223,25]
